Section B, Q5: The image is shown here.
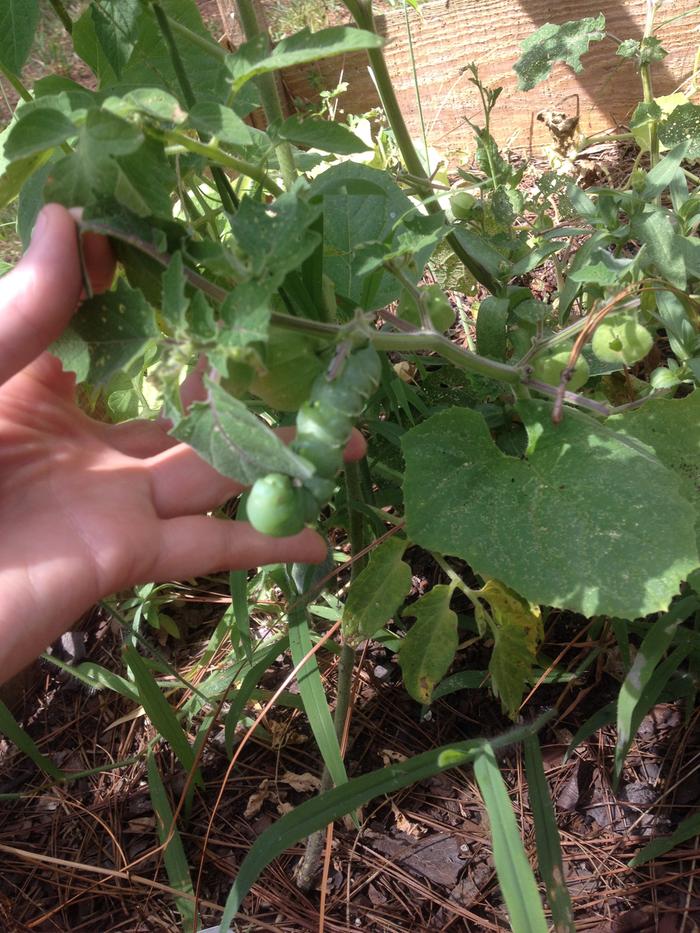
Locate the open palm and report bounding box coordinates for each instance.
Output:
[0,206,350,681]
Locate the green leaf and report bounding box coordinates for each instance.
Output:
[476,296,509,360]
[476,579,543,718]
[227,27,383,94]
[631,207,686,289]
[342,537,412,644]
[277,115,371,155]
[0,699,64,781]
[614,597,697,782]
[170,379,313,486]
[310,163,435,310]
[563,702,615,762]
[70,279,159,386]
[0,0,39,74]
[5,109,76,161]
[473,743,548,933]
[219,282,272,348]
[288,603,347,789]
[224,636,289,756]
[515,14,606,91]
[659,103,700,160]
[120,87,187,124]
[73,0,143,81]
[147,751,199,928]
[402,403,699,620]
[123,645,200,782]
[630,810,700,868]
[430,669,487,700]
[399,585,459,704]
[642,142,689,199]
[608,392,700,549]
[120,0,230,103]
[219,715,552,927]
[523,736,575,932]
[48,328,91,383]
[231,193,322,291]
[187,101,252,147]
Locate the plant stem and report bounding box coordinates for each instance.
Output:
[234,0,298,189]
[0,65,32,103]
[640,0,660,170]
[151,3,239,213]
[296,461,365,890]
[162,129,283,195]
[342,0,499,292]
[48,0,73,34]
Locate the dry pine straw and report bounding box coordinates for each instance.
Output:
[0,589,699,932]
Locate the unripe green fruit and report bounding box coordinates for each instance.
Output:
[451,190,477,219]
[399,285,455,332]
[246,473,305,537]
[531,347,590,391]
[592,315,654,365]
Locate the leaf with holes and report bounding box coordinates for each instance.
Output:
[515,14,606,91]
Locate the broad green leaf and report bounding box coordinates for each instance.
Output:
[69,279,159,386]
[515,14,606,92]
[310,163,435,310]
[277,115,371,155]
[0,0,39,75]
[654,290,697,361]
[123,645,200,782]
[231,193,322,291]
[120,0,230,104]
[631,207,686,289]
[642,142,689,199]
[609,392,700,547]
[147,751,199,928]
[476,579,543,718]
[399,585,458,704]
[659,103,700,159]
[170,379,313,486]
[614,597,697,782]
[523,736,575,932]
[402,403,699,620]
[630,810,700,868]
[342,537,412,644]
[476,296,509,360]
[430,669,487,700]
[219,282,272,348]
[219,715,552,927]
[161,251,189,334]
[119,87,187,124]
[227,27,383,94]
[0,148,52,210]
[288,603,348,789]
[5,110,76,161]
[473,743,548,932]
[48,328,90,384]
[187,101,252,147]
[0,699,64,781]
[73,0,143,81]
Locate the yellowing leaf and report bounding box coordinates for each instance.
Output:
[477,579,543,719]
[398,585,458,704]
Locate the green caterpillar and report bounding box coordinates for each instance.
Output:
[246,344,381,538]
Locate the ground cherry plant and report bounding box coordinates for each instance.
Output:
[2,1,700,929]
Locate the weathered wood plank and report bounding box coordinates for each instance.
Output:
[277,0,700,156]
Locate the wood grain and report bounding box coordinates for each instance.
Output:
[278,0,700,156]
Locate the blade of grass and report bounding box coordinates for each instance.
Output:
[147,750,200,930]
[219,712,553,926]
[474,742,548,933]
[564,702,615,762]
[615,596,698,783]
[123,644,200,785]
[288,602,347,789]
[523,735,575,932]
[630,810,700,867]
[224,635,289,757]
[0,700,64,781]
[229,569,253,662]
[42,655,140,702]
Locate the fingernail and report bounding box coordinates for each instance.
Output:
[30,208,49,244]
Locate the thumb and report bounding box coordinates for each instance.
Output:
[0,204,82,386]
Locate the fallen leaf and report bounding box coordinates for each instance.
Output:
[244,779,271,818]
[281,771,321,792]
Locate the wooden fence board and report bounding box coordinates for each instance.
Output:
[276,0,700,157]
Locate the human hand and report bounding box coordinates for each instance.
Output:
[0,205,364,682]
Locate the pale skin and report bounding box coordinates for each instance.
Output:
[0,204,364,683]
